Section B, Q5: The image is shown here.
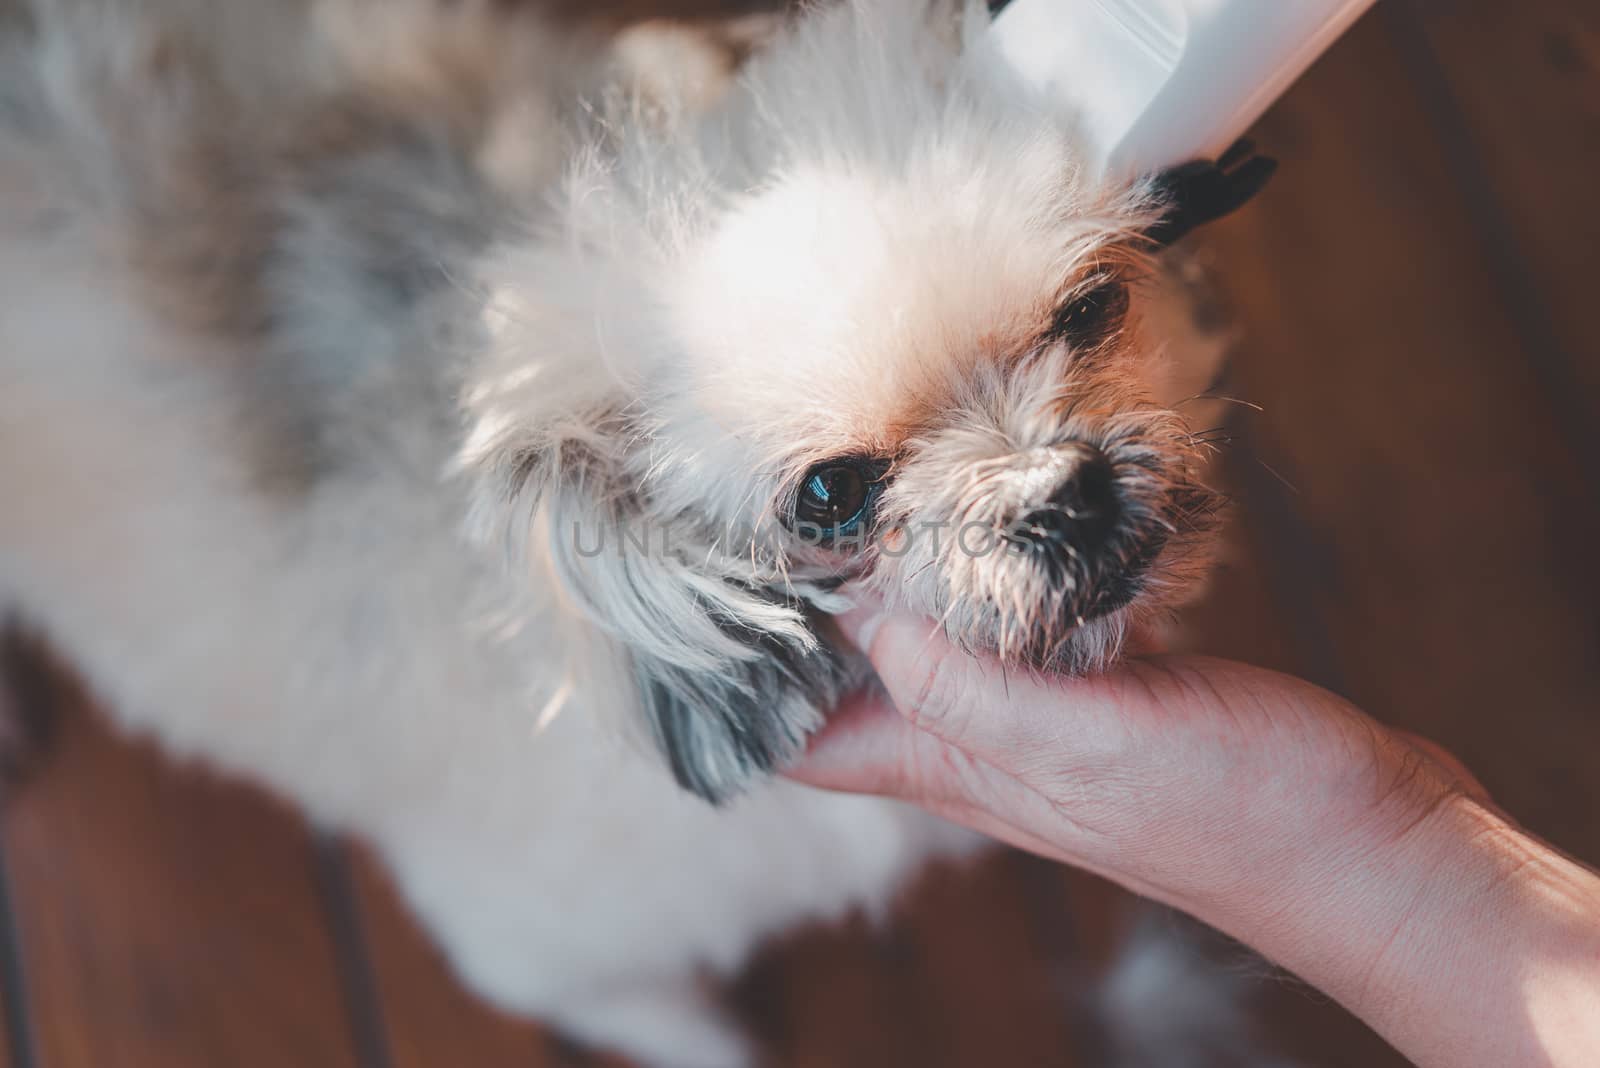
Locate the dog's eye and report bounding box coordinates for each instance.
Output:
[791,458,886,542]
[1050,278,1130,350]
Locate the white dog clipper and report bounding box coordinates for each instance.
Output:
[989,0,1378,177]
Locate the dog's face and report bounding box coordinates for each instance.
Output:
[464,0,1224,800]
[662,151,1220,675]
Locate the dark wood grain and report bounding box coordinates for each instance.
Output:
[738,900,936,1068]
[346,845,572,1068]
[1399,0,1600,427]
[0,664,362,1068]
[736,851,1084,1068]
[893,854,1081,1068]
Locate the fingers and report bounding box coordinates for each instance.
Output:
[800,599,1515,924]
[785,689,927,796]
[1391,728,1498,811]
[790,686,1001,808]
[832,599,1133,774]
[835,602,1031,756]
[787,687,1093,868]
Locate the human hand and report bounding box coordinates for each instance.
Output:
[791,600,1600,1068]
[794,600,1479,918]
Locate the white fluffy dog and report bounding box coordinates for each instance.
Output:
[0,0,1263,1063]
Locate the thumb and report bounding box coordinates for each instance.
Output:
[835,600,1100,770]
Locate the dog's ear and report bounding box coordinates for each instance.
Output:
[465,415,845,804]
[1145,139,1277,247]
[623,579,845,805]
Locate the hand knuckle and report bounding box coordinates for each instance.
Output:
[902,643,966,735]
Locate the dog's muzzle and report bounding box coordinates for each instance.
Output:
[1001,442,1164,623]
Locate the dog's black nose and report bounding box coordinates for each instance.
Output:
[1009,447,1120,555]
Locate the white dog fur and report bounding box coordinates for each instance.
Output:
[0,1,1234,1063]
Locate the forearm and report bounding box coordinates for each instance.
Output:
[1191,795,1600,1067]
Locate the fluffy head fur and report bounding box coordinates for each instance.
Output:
[462,0,1223,800]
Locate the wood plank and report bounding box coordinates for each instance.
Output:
[0,843,22,1068]
[0,626,47,1068]
[345,845,577,1068]
[0,655,363,1068]
[737,852,1096,1068]
[892,853,1081,1068]
[1397,0,1600,422]
[737,901,935,1068]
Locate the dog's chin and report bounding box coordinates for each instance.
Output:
[995,536,1175,674]
[1073,526,1172,620]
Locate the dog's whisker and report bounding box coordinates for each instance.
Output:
[1173,392,1265,413]
[1255,458,1301,495]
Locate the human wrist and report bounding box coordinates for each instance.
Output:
[1200,785,1600,1067]
[1122,718,1485,1020]
[1342,797,1600,1067]
[1287,794,1520,1051]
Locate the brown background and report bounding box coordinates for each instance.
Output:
[1,1,1596,1065]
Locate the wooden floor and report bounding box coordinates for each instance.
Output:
[2,1,1596,1065]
